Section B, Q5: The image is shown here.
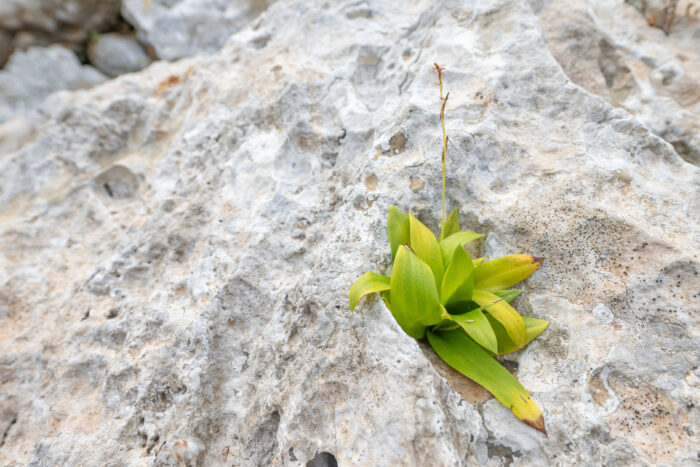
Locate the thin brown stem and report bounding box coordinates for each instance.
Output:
[434,63,449,230]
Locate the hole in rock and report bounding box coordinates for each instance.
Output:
[306,451,338,467]
[94,165,140,200]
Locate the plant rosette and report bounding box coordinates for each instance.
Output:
[348,64,549,434]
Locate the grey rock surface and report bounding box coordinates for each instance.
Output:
[121,0,275,60]
[87,33,153,78]
[0,0,698,465]
[533,0,700,166]
[0,45,107,123]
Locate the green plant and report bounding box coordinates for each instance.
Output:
[349,63,549,433]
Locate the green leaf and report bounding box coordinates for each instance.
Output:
[439,231,485,267]
[409,213,444,291]
[524,317,550,343]
[472,256,487,267]
[440,208,460,241]
[381,290,391,310]
[390,246,443,339]
[450,308,498,353]
[492,289,522,304]
[472,289,526,347]
[427,329,546,433]
[387,206,410,261]
[349,272,391,311]
[473,255,543,291]
[486,315,550,355]
[440,246,474,306]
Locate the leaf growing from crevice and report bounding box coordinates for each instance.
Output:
[439,231,485,267]
[472,289,526,347]
[409,213,444,291]
[493,289,522,304]
[349,272,391,311]
[390,246,443,339]
[427,328,546,434]
[381,290,391,310]
[388,206,410,261]
[440,246,474,306]
[439,208,460,241]
[450,308,498,353]
[486,315,550,355]
[474,255,543,291]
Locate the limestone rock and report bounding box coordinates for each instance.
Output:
[0,45,107,123]
[626,0,679,33]
[87,33,153,78]
[0,0,698,465]
[121,0,276,60]
[533,0,700,166]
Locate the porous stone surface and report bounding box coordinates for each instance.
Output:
[87,33,153,78]
[533,0,700,166]
[0,45,107,123]
[121,0,275,60]
[0,0,698,466]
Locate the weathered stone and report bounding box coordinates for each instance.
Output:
[87,33,153,78]
[0,0,698,465]
[0,45,107,122]
[121,0,275,60]
[626,0,679,33]
[533,0,700,166]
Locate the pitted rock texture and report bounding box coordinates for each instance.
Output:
[0,0,698,466]
[533,0,700,166]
